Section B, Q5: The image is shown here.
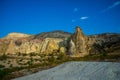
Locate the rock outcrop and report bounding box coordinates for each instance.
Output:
[70,26,88,57]
[5,40,15,54]
[0,26,120,57]
[40,38,63,54]
[69,26,120,57]
[4,38,65,55]
[0,31,68,55]
[68,39,76,55]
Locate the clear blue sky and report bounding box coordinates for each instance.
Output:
[0,0,120,38]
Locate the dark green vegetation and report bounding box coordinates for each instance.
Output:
[0,51,120,80]
[0,54,8,61]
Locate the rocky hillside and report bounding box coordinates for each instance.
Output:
[34,30,71,39]
[0,26,120,57]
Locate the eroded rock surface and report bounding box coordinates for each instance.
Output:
[13,62,120,80]
[0,26,120,57]
[70,27,88,57]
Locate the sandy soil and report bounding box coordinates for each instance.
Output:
[13,61,120,80]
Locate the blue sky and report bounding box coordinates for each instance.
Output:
[0,0,120,38]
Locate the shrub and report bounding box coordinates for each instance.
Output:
[22,53,27,56]
[102,52,107,56]
[29,52,36,56]
[19,59,23,62]
[57,53,66,60]
[48,56,55,63]
[7,60,11,64]
[9,64,13,68]
[17,52,21,56]
[0,54,8,61]
[27,57,33,68]
[0,69,9,80]
[0,64,5,68]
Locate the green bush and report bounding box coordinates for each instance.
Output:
[22,53,27,56]
[0,64,5,68]
[102,52,107,56]
[9,64,13,68]
[0,69,9,80]
[0,54,8,61]
[48,56,55,63]
[57,53,66,60]
[29,52,36,56]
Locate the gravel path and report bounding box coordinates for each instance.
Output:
[13,61,120,80]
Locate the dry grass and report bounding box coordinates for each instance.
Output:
[0,52,120,80]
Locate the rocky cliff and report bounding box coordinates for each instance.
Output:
[0,26,120,57]
[70,27,88,57]
[0,31,69,56]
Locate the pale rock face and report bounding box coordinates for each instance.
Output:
[4,38,64,55]
[71,26,88,57]
[5,40,15,54]
[40,38,63,54]
[18,42,41,54]
[68,39,76,55]
[40,38,50,53]
[60,47,66,53]
[4,32,31,39]
[45,39,59,53]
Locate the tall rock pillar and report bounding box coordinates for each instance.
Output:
[71,26,88,57]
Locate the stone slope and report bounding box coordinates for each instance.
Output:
[13,61,120,80]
